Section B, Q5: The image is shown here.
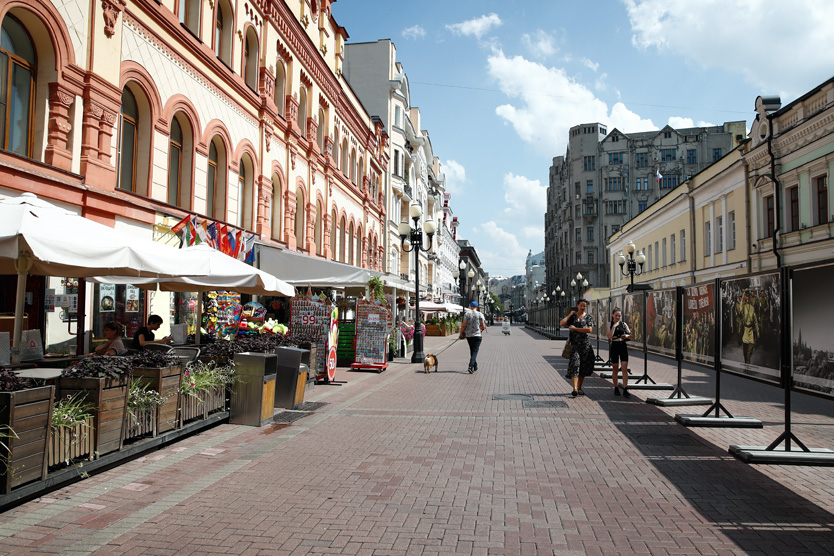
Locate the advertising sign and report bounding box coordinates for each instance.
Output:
[126,285,140,312]
[682,282,716,365]
[646,289,676,357]
[99,284,116,312]
[792,263,834,397]
[720,273,781,384]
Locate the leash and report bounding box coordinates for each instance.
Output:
[430,337,461,357]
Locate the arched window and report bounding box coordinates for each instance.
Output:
[243,28,258,91]
[348,221,354,265]
[271,173,282,241]
[349,148,356,184]
[178,0,201,36]
[338,216,346,262]
[168,118,182,206]
[390,247,398,275]
[297,85,307,137]
[330,209,336,260]
[206,137,227,220]
[274,61,286,117]
[316,108,325,151]
[313,201,322,255]
[355,230,362,267]
[332,127,339,166]
[0,15,36,157]
[294,187,305,247]
[340,139,348,175]
[214,0,233,66]
[116,88,138,192]
[237,155,254,229]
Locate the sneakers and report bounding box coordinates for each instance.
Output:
[614,386,621,396]
[622,388,631,398]
[467,365,475,374]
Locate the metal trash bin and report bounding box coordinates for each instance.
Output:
[274,346,309,409]
[230,352,278,426]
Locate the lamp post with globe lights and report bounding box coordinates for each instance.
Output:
[399,201,436,363]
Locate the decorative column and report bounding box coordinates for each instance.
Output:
[305,202,316,252]
[256,175,273,237]
[44,83,75,171]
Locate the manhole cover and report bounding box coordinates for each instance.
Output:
[273,411,313,424]
[522,400,569,409]
[493,394,534,400]
[636,434,703,446]
[295,401,328,412]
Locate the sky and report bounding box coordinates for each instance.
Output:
[331,0,834,279]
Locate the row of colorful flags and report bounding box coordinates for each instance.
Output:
[170,214,256,263]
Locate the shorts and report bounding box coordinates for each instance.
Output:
[610,341,629,364]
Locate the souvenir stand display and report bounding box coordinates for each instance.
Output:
[350,299,391,373]
[289,289,334,383]
[203,291,242,339]
[238,302,266,336]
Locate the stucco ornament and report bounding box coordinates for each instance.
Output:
[101,0,126,38]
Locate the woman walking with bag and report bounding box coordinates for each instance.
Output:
[606,307,631,397]
[560,298,595,397]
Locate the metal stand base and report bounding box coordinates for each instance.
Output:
[648,396,712,407]
[674,414,762,428]
[627,382,674,390]
[597,370,635,379]
[729,445,834,465]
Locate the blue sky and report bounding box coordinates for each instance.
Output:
[332,0,834,279]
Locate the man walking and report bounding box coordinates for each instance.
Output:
[459,301,486,373]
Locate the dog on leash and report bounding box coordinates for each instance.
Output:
[423,353,438,373]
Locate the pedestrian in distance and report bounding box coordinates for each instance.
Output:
[560,298,595,397]
[606,307,631,397]
[132,314,172,351]
[459,301,486,373]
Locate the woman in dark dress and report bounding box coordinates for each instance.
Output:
[560,298,595,397]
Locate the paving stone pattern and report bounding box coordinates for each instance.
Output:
[2,324,834,555]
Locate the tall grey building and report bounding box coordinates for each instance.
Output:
[545,121,747,295]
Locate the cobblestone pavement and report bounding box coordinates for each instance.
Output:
[2,324,834,555]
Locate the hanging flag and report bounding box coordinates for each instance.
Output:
[187,217,200,246]
[243,234,257,264]
[217,223,229,255]
[227,228,237,257]
[656,169,663,183]
[181,223,191,247]
[196,220,209,246]
[234,229,244,259]
[206,222,218,249]
[170,214,191,234]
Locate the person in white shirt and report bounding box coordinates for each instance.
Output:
[458,301,486,374]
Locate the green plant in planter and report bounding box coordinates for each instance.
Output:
[62,355,134,379]
[130,351,179,370]
[181,360,237,398]
[127,379,166,419]
[367,277,385,303]
[52,392,95,430]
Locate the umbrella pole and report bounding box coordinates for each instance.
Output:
[12,250,33,365]
[195,293,203,346]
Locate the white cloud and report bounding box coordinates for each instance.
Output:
[580,57,599,72]
[522,30,557,58]
[668,116,716,129]
[486,49,656,155]
[442,159,467,194]
[502,173,547,224]
[401,25,426,40]
[475,221,529,277]
[622,0,834,94]
[446,13,502,40]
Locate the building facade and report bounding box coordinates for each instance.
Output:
[546,121,746,297]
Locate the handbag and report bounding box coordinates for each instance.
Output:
[561,341,573,359]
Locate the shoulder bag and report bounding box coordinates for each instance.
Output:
[561,341,573,359]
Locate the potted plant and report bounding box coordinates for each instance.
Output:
[59,356,132,457]
[367,277,385,303]
[180,360,236,423]
[1,370,54,493]
[49,392,95,468]
[124,379,166,441]
[130,351,182,434]
[425,317,442,336]
[387,334,397,361]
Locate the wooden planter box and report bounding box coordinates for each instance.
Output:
[180,387,226,425]
[132,365,183,434]
[124,407,156,442]
[48,418,94,468]
[59,376,129,458]
[425,324,443,336]
[1,386,54,493]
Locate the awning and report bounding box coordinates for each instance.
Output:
[444,303,464,313]
[413,301,449,312]
[256,242,374,288]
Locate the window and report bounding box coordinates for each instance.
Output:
[348,222,354,265]
[648,245,653,270]
[635,152,648,168]
[586,180,593,194]
[611,134,619,142]
[340,139,348,174]
[583,156,595,171]
[588,251,595,264]
[609,152,624,165]
[661,238,667,267]
[664,131,672,139]
[816,176,828,225]
[243,29,258,90]
[606,177,622,191]
[0,16,34,157]
[116,88,138,192]
[393,148,399,176]
[765,195,775,237]
[349,148,357,184]
[214,0,233,65]
[575,182,580,196]
[315,200,323,255]
[670,234,676,264]
[713,148,722,161]
[168,118,183,206]
[587,226,594,241]
[789,187,799,231]
[654,241,659,268]
[179,0,201,35]
[316,108,325,151]
[728,211,736,250]
[660,174,678,189]
[638,200,647,213]
[575,228,581,241]
[297,86,307,137]
[716,216,723,254]
[661,149,676,162]
[394,105,401,128]
[680,230,686,261]
[687,149,697,164]
[635,177,649,191]
[574,205,580,218]
[704,221,711,256]
[330,210,337,260]
[206,137,227,220]
[271,173,281,241]
[338,216,346,262]
[238,155,254,229]
[295,188,306,247]
[576,252,581,265]
[274,62,286,117]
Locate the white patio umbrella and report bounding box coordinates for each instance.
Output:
[92,244,295,343]
[0,193,212,361]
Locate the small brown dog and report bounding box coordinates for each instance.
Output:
[423,354,438,373]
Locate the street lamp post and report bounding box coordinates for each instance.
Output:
[399,201,436,363]
[570,272,590,305]
[616,241,654,384]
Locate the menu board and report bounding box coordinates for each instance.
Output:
[99,283,116,312]
[126,286,140,312]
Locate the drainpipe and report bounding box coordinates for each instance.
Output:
[767,112,782,269]
[688,192,697,284]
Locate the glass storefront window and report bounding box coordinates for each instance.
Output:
[92,283,145,342]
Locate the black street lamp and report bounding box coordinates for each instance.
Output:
[399,201,436,363]
[570,272,589,305]
[452,260,466,307]
[616,241,646,292]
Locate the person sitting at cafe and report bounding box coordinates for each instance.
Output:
[91,321,128,356]
[132,314,171,350]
